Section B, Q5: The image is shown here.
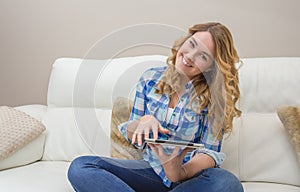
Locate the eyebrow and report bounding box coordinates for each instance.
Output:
[191,37,213,60]
[191,37,198,46]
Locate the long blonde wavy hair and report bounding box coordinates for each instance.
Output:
[155,22,242,139]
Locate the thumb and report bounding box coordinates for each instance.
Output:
[158,124,169,134]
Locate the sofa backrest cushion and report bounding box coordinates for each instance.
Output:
[47,55,167,108]
[238,57,300,113]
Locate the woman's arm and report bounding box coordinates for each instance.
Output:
[162,149,215,182]
[180,153,215,180]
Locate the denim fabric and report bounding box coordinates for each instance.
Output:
[68,156,244,192]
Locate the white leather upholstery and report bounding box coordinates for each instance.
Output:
[14,104,47,121]
[238,57,300,113]
[242,182,300,192]
[0,161,73,192]
[41,107,112,161]
[239,113,299,186]
[47,55,166,108]
[221,114,300,186]
[220,118,241,178]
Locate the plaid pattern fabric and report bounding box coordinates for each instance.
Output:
[118,67,226,187]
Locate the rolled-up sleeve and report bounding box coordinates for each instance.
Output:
[191,115,226,167]
[192,148,226,167]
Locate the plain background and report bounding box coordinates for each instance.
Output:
[0,0,299,106]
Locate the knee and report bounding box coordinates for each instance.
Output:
[213,169,243,192]
[197,168,243,192]
[68,156,84,183]
[67,156,97,184]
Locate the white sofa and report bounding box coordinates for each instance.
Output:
[0,55,299,192]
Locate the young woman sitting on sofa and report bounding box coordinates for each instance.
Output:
[68,22,244,192]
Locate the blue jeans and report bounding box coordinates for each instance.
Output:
[68,156,244,192]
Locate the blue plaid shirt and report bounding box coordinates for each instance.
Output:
[118,66,226,187]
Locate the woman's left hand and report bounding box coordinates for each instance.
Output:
[148,144,192,182]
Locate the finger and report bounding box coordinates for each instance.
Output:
[144,127,150,140]
[131,132,137,144]
[153,126,158,139]
[158,124,169,134]
[137,132,143,146]
[171,146,181,157]
[148,143,154,150]
[156,144,164,155]
[148,144,158,156]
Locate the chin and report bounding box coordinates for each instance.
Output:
[174,64,191,80]
[174,63,189,78]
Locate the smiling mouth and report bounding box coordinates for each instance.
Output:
[182,55,192,67]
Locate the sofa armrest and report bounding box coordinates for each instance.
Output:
[14,104,47,121]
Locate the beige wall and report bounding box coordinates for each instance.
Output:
[1,0,299,106]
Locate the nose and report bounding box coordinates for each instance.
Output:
[185,50,197,64]
[185,55,193,64]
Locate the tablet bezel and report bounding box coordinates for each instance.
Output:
[145,138,204,149]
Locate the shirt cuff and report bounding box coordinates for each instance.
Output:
[191,148,226,167]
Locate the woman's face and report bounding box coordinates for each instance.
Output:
[175,31,215,80]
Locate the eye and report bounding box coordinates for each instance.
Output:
[189,40,195,48]
[199,54,207,61]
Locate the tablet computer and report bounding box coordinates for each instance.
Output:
[145,138,204,149]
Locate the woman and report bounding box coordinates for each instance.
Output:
[68,22,244,192]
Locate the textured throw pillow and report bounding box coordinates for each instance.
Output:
[0,106,46,161]
[110,97,143,160]
[277,106,300,166]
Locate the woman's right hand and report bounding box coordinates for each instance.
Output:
[131,115,169,146]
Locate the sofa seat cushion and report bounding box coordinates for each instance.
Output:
[0,161,73,192]
[242,182,300,192]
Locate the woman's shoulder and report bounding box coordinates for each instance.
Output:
[140,66,167,81]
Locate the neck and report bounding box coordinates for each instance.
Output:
[178,73,192,91]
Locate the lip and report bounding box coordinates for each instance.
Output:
[180,53,193,68]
